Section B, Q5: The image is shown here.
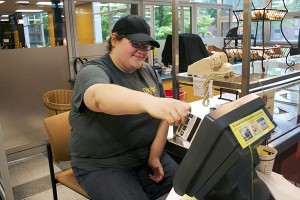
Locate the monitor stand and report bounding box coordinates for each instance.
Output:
[203,176,271,200]
[199,153,272,200]
[253,177,272,200]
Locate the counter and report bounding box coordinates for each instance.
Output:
[174,55,300,154]
[160,73,172,81]
[169,56,300,190]
[177,55,300,93]
[165,95,233,161]
[164,94,300,199]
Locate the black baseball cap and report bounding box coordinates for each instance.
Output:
[112,15,160,48]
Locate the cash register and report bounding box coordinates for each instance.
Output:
[171,93,277,200]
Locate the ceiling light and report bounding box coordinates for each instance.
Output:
[0,1,5,4]
[36,1,63,6]
[1,15,8,18]
[15,9,43,12]
[16,1,29,4]
[36,2,52,6]
[0,19,9,22]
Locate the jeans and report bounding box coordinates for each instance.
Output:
[73,152,178,200]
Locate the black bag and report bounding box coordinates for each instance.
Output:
[73,57,88,74]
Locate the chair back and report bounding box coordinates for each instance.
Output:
[44,111,71,161]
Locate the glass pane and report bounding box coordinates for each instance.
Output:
[270,19,300,42]
[197,7,217,38]
[154,5,172,40]
[222,22,238,37]
[23,13,45,48]
[190,0,217,3]
[222,0,240,10]
[251,22,263,41]
[251,0,265,8]
[0,1,66,49]
[225,0,267,10]
[272,0,300,12]
[178,7,191,33]
[144,5,190,40]
[75,2,133,45]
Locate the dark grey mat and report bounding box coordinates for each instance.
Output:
[12,175,53,200]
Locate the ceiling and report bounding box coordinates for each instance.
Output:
[0,1,59,18]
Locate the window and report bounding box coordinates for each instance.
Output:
[23,13,48,48]
[271,19,300,42]
[272,0,300,12]
[271,0,300,43]
[75,2,134,45]
[0,1,66,49]
[153,5,173,40]
[144,5,191,40]
[197,7,217,38]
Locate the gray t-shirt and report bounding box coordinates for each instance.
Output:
[69,53,165,173]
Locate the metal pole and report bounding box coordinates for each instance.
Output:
[240,0,252,97]
[172,0,179,100]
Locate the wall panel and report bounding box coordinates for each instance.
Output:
[0,47,71,160]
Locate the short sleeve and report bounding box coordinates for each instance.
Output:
[72,65,111,112]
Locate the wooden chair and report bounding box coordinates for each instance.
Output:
[43,111,90,200]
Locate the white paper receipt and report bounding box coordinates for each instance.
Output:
[193,76,212,98]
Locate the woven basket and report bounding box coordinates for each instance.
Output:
[43,89,73,117]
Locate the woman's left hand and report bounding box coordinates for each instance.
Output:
[148,157,164,183]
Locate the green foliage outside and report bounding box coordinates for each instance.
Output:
[197,15,215,37]
[154,6,172,40]
[153,5,216,40]
[21,1,300,48]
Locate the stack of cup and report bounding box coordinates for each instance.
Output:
[256,145,277,175]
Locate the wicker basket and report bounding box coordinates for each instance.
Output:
[43,89,73,117]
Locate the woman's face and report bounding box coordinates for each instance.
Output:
[110,34,151,73]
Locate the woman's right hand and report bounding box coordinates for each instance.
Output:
[144,97,191,126]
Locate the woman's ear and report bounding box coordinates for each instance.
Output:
[111,33,117,47]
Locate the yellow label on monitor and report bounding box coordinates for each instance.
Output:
[229,109,275,149]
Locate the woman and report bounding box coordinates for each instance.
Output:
[69,15,191,200]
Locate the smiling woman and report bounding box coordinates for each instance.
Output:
[0,0,65,49]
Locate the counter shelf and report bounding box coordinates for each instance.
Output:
[177,55,300,93]
[173,55,300,156]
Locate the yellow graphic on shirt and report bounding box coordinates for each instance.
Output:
[142,86,157,95]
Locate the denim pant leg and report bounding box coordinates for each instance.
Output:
[73,167,149,200]
[136,152,179,200]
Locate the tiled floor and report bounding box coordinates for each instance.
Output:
[8,154,170,200]
[8,153,88,200]
[7,151,300,200]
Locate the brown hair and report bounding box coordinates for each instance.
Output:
[106,34,126,52]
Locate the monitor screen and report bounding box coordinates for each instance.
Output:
[173,93,276,200]
[9,14,18,30]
